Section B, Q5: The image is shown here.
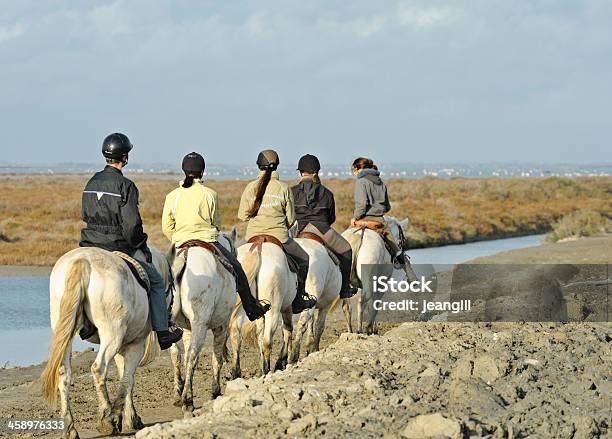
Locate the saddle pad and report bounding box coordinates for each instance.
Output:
[175,240,236,283]
[297,231,341,267]
[113,251,151,292]
[247,235,299,274]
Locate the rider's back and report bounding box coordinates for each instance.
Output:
[238,170,295,243]
[80,165,148,255]
[162,179,219,245]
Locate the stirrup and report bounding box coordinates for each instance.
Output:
[339,285,358,299]
[246,299,271,321]
[292,292,317,314]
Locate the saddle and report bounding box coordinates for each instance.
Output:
[296,231,341,266]
[172,240,235,284]
[247,235,299,273]
[352,219,386,233]
[113,251,150,292]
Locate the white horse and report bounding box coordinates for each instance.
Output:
[228,240,296,376]
[337,216,412,334]
[288,236,342,364]
[169,230,237,415]
[41,247,168,439]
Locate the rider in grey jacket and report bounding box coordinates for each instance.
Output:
[353,168,391,220]
[351,158,407,267]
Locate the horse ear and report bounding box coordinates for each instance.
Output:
[230,226,237,242]
[399,218,409,229]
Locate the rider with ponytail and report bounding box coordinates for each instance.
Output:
[162,152,270,321]
[238,149,317,314]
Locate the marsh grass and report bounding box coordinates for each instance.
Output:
[0,174,610,265]
[546,210,612,243]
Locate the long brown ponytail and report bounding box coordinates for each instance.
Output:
[246,166,274,218]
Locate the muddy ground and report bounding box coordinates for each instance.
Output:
[0,236,610,438]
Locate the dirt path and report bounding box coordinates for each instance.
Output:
[0,315,382,439]
[1,236,610,438]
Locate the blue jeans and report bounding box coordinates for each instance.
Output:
[134,251,169,332]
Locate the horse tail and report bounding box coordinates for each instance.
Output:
[242,319,257,344]
[329,295,342,313]
[140,331,160,366]
[228,248,262,347]
[241,247,262,286]
[41,259,90,406]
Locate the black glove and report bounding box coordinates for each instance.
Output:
[142,247,153,263]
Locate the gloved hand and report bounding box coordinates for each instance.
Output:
[142,247,153,263]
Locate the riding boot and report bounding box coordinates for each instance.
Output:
[292,279,317,314]
[157,327,183,350]
[338,249,358,298]
[283,239,317,313]
[79,316,97,340]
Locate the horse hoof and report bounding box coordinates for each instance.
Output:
[211,388,222,399]
[96,417,115,436]
[230,368,241,380]
[274,359,287,371]
[63,427,79,439]
[130,415,145,430]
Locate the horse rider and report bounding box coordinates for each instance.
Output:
[238,149,317,313]
[79,133,183,350]
[350,157,409,269]
[291,154,358,299]
[161,152,271,321]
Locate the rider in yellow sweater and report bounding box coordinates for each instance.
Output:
[162,152,269,321]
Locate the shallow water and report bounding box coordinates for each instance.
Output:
[0,234,544,367]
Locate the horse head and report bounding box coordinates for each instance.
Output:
[219,226,238,255]
[384,215,409,246]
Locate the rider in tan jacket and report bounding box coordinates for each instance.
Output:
[238,149,316,314]
[162,152,269,321]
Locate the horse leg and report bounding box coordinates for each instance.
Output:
[113,340,146,431]
[91,338,122,435]
[58,349,78,439]
[275,309,293,371]
[171,341,185,406]
[211,325,227,399]
[357,291,364,334]
[310,307,329,353]
[182,326,206,416]
[229,315,243,379]
[342,298,353,333]
[288,308,313,364]
[259,312,278,376]
[304,312,316,356]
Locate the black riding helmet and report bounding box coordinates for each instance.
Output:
[297,154,320,174]
[256,149,280,170]
[182,152,205,174]
[102,133,133,160]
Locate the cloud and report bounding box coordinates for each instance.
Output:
[0,23,24,44]
[0,1,610,164]
[396,4,455,28]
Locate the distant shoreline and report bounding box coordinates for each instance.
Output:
[0,266,52,277]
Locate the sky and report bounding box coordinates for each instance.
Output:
[0,0,610,166]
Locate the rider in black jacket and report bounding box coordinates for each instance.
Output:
[79,133,182,350]
[291,154,358,299]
